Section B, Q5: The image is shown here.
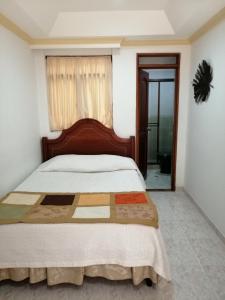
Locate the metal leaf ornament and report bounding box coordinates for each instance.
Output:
[192,60,213,103]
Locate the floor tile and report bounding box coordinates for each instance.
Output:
[203,265,225,300]
[190,237,225,266]
[145,165,171,189]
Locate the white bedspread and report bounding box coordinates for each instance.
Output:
[15,169,146,193]
[0,169,171,281]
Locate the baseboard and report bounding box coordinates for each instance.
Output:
[175,186,184,192]
[183,189,225,244]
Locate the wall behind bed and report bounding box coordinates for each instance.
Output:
[33,45,190,188]
[0,26,41,197]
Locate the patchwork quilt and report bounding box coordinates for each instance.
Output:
[0,192,158,228]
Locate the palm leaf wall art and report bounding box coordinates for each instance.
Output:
[192,60,213,103]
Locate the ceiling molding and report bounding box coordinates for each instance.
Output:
[30,37,190,49]
[30,43,121,50]
[121,39,190,46]
[190,6,225,43]
[30,37,123,45]
[30,37,123,49]
[0,13,32,43]
[1,6,225,47]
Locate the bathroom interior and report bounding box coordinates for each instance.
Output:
[145,69,175,190]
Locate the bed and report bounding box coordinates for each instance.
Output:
[0,119,170,286]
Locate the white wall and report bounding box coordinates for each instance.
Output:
[0,26,41,197]
[34,45,191,187]
[185,20,225,237]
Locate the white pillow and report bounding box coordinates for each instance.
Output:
[38,154,137,173]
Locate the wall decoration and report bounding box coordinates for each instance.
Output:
[192,60,213,103]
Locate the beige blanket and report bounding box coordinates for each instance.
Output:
[0,191,158,228]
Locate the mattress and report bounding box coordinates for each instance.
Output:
[0,167,171,281]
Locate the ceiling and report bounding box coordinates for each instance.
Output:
[0,0,225,40]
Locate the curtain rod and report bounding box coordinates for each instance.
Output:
[45,55,112,59]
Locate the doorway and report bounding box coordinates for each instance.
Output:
[136,53,180,191]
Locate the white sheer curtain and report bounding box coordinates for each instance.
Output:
[47,56,112,130]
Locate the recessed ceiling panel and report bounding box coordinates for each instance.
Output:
[50,10,174,38]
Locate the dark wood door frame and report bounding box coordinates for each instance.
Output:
[138,70,149,178]
[136,53,180,191]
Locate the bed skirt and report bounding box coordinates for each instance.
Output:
[0,265,158,286]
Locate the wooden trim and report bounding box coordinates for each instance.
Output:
[32,37,123,45]
[0,13,32,43]
[135,54,140,164]
[30,38,190,48]
[157,82,161,163]
[190,6,225,43]
[30,43,121,50]
[122,39,190,46]
[136,53,180,191]
[137,53,180,57]
[171,54,180,191]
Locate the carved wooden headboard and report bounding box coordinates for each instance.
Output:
[42,118,135,162]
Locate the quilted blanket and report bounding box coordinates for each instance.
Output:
[0,192,158,228]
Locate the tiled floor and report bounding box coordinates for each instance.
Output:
[0,191,225,300]
[153,191,225,300]
[146,165,171,189]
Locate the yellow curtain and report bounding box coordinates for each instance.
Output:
[47,56,112,130]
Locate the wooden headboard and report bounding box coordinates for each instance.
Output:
[42,118,135,162]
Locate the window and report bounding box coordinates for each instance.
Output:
[46,56,112,130]
[138,56,177,65]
